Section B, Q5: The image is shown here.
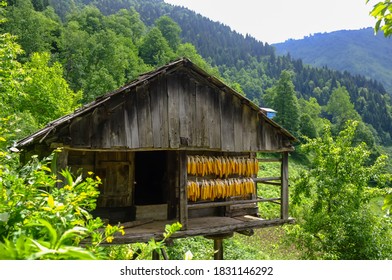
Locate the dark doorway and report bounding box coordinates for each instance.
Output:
[134,151,167,205]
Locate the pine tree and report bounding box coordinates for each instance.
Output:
[271,70,300,135]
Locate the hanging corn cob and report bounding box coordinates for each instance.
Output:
[187,178,256,202]
[187,155,259,178]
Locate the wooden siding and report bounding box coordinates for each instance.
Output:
[67,151,135,208]
[64,70,291,152]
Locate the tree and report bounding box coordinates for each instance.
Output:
[20,52,81,126]
[0,32,24,115]
[58,20,91,92]
[326,86,378,149]
[1,0,61,59]
[298,114,317,139]
[298,97,325,138]
[31,0,50,11]
[265,70,300,135]
[104,8,146,43]
[367,0,392,37]
[176,42,220,77]
[66,5,105,34]
[60,15,149,103]
[326,86,361,130]
[155,15,182,51]
[289,121,392,259]
[138,27,175,66]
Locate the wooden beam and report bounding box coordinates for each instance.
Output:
[253,177,281,183]
[255,181,281,186]
[281,152,289,219]
[179,151,188,229]
[257,158,282,163]
[187,197,280,210]
[107,218,296,244]
[120,219,153,229]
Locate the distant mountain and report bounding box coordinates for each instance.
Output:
[274,28,392,93]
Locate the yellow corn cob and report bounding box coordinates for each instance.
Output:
[213,157,218,176]
[208,180,212,200]
[204,156,208,176]
[225,157,230,176]
[207,157,213,174]
[200,181,205,200]
[191,157,196,175]
[218,157,223,178]
[254,158,258,176]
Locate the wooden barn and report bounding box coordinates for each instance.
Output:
[16,58,296,259]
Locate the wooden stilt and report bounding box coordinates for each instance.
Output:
[161,248,169,260]
[214,239,224,260]
[281,152,289,220]
[152,250,160,260]
[205,233,233,260]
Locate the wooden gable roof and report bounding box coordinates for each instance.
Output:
[16,58,296,153]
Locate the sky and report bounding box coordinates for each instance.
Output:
[163,0,379,44]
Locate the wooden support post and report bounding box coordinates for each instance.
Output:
[179,151,188,230]
[280,152,289,219]
[161,248,169,260]
[214,239,224,260]
[56,149,68,188]
[152,250,160,260]
[205,233,233,260]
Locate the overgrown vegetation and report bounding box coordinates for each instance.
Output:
[0,119,123,259]
[288,121,392,259]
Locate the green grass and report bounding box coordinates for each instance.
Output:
[165,226,300,260]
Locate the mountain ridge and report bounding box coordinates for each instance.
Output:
[273,28,392,93]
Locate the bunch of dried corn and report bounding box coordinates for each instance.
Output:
[187,178,256,202]
[187,156,259,177]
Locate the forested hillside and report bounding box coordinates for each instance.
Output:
[129,0,392,143]
[1,0,392,145]
[65,0,392,144]
[274,28,392,93]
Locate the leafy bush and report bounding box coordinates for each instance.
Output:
[0,120,124,259]
[288,121,392,259]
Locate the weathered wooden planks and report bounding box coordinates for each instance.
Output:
[167,74,180,148]
[220,89,235,151]
[58,70,293,153]
[136,85,153,148]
